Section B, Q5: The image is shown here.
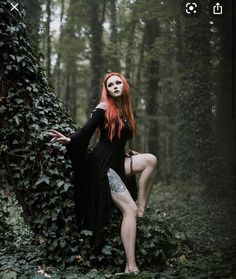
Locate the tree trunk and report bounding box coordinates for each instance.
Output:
[175,12,215,186]
[88,0,106,112]
[0,1,79,260]
[214,2,236,191]
[46,0,51,79]
[22,0,41,49]
[144,20,160,157]
[109,0,120,72]
[53,0,65,98]
[125,20,137,80]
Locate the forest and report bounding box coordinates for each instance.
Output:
[0,0,235,278]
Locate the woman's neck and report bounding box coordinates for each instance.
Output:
[114,98,122,109]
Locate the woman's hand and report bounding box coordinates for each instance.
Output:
[125,149,140,157]
[47,129,71,145]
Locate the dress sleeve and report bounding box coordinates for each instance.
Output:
[66,108,105,171]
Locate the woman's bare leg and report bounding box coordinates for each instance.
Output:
[125,153,158,217]
[107,168,138,272]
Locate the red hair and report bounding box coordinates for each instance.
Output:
[99,72,135,141]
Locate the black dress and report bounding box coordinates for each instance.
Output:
[66,108,136,247]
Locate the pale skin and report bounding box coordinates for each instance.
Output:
[47,75,158,274]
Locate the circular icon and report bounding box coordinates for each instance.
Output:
[208,0,227,17]
[181,0,201,17]
[186,2,197,14]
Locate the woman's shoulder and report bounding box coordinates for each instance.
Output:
[95,102,107,110]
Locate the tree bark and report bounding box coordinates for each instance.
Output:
[46,0,51,79]
[109,0,120,72]
[144,19,160,156]
[88,0,106,112]
[214,2,236,191]
[22,0,41,49]
[175,12,215,186]
[53,0,65,98]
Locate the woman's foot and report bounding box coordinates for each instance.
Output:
[135,199,145,218]
[137,208,145,218]
[125,263,139,274]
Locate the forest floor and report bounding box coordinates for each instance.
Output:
[149,181,236,279]
[1,181,236,279]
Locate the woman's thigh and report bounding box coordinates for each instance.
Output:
[107,168,137,214]
[124,153,157,176]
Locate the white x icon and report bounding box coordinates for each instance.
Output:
[10,3,19,11]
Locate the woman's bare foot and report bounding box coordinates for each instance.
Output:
[125,262,129,273]
[136,199,145,218]
[115,263,139,276]
[125,263,139,274]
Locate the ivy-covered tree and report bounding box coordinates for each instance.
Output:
[0,0,78,263]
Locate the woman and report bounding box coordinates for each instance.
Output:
[48,72,157,274]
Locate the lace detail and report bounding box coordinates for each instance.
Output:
[107,168,126,192]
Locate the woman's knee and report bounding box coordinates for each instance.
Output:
[125,201,138,217]
[146,154,158,168]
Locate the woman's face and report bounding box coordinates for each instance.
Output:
[106,75,123,98]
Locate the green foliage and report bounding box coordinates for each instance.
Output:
[0,189,14,247]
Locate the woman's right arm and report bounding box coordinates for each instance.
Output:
[72,105,105,144]
[48,104,106,171]
[47,103,106,146]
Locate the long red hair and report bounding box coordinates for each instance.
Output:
[99,72,135,141]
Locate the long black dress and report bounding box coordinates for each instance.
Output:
[66,107,136,247]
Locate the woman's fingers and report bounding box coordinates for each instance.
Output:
[49,130,63,136]
[47,129,68,144]
[47,131,58,137]
[50,137,60,142]
[131,150,140,155]
[56,137,66,142]
[48,129,58,133]
[47,130,66,140]
[47,132,56,137]
[48,129,64,137]
[50,137,67,144]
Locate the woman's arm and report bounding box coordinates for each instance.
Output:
[48,104,106,172]
[48,103,106,146]
[68,103,106,146]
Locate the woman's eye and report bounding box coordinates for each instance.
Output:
[116,81,121,84]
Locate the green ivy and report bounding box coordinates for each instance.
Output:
[0,187,15,248]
